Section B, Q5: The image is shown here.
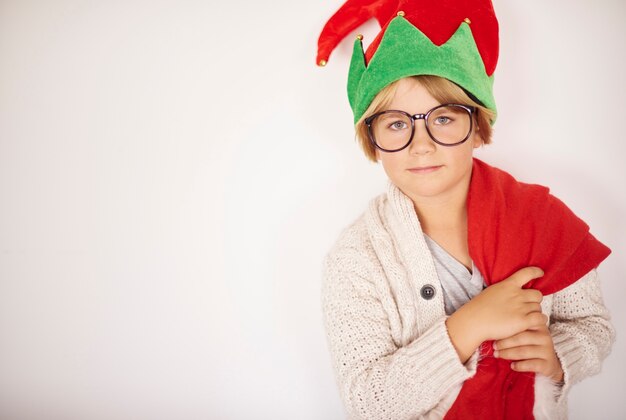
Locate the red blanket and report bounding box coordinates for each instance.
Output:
[444,158,611,419]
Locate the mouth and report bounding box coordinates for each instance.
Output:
[407,165,443,174]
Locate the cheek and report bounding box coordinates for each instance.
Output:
[379,154,405,178]
[471,130,484,148]
[447,143,477,168]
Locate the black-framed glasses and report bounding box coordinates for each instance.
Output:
[365,104,476,152]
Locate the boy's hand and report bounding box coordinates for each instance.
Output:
[464,266,547,342]
[493,324,564,382]
[446,266,546,363]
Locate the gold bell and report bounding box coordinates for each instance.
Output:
[397,11,405,17]
[464,17,471,24]
[318,59,327,67]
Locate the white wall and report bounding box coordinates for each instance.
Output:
[0,0,624,419]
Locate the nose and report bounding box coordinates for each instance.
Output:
[408,118,436,155]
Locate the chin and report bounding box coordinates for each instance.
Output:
[401,183,448,200]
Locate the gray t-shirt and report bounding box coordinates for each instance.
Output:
[423,234,486,315]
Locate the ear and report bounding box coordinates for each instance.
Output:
[472,127,484,149]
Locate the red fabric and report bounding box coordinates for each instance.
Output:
[317,0,397,65]
[444,159,611,419]
[317,0,499,76]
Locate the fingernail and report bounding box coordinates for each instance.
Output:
[492,342,498,350]
[494,350,499,358]
[510,362,516,370]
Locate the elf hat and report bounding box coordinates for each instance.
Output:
[317,0,499,124]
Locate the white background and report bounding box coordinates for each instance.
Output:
[0,0,624,419]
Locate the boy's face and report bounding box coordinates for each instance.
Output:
[376,78,483,206]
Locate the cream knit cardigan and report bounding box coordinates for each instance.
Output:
[321,181,615,420]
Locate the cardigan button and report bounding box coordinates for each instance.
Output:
[420,284,436,300]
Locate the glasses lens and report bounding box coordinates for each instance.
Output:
[369,111,413,151]
[427,105,472,145]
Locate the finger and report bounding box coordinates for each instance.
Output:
[510,359,547,374]
[525,312,549,329]
[494,345,545,361]
[526,324,552,339]
[505,267,545,288]
[526,324,550,333]
[522,289,543,303]
[524,302,543,315]
[494,330,548,350]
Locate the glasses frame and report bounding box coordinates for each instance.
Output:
[364,103,476,152]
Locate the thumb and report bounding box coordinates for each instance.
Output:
[505,266,544,288]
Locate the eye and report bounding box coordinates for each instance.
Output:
[434,116,452,125]
[388,120,408,130]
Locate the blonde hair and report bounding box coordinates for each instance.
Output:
[355,75,496,162]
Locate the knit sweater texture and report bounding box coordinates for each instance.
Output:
[321,180,614,420]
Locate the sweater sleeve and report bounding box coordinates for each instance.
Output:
[321,245,477,420]
[548,268,615,405]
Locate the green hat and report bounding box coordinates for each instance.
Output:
[317,0,500,124]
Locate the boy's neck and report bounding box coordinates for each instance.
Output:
[411,179,470,233]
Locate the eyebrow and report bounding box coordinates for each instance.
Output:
[378,111,407,117]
